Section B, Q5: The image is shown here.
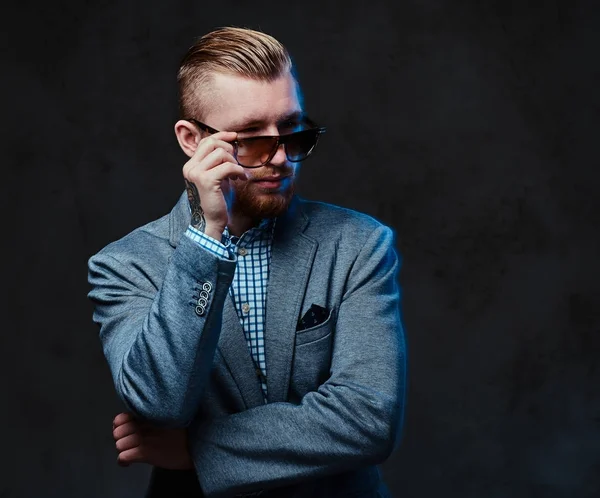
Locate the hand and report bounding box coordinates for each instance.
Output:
[183,131,247,239]
[112,412,193,470]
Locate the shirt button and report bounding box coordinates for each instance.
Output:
[238,247,248,256]
[242,303,250,314]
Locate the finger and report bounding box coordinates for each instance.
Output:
[184,139,233,178]
[113,412,134,428]
[202,131,237,146]
[117,447,146,466]
[203,162,248,184]
[190,135,236,164]
[183,149,237,184]
[115,433,143,452]
[184,149,237,183]
[113,421,143,440]
[185,147,239,180]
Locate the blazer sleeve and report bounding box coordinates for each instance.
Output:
[187,224,407,497]
[87,234,237,427]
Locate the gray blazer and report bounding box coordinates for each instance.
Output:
[88,191,406,498]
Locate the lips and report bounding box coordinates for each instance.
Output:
[253,175,291,189]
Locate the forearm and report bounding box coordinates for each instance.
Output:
[89,235,236,427]
[187,376,403,497]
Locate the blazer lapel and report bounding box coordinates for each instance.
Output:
[218,294,266,408]
[265,198,317,403]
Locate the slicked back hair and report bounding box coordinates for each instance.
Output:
[177,27,294,121]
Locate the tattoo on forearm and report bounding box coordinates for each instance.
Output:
[185,179,206,232]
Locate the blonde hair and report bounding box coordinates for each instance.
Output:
[177,27,294,120]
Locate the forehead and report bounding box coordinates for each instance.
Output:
[203,71,303,130]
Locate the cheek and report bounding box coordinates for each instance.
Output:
[229,177,261,200]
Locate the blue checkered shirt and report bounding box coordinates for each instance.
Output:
[185,220,276,403]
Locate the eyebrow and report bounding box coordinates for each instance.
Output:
[227,111,306,132]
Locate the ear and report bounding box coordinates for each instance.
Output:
[174,120,202,158]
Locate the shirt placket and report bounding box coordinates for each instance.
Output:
[231,233,268,401]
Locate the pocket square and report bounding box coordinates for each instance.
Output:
[297,304,330,331]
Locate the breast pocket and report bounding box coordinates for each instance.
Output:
[289,307,335,402]
[295,306,334,346]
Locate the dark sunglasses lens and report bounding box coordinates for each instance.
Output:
[236,137,278,167]
[285,130,320,162]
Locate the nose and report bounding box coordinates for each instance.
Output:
[269,142,287,167]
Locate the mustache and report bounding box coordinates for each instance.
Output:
[248,168,294,180]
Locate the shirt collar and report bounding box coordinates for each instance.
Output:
[225,217,277,245]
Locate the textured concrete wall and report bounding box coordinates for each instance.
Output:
[3,0,599,496]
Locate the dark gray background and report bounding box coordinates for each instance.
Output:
[2,0,599,496]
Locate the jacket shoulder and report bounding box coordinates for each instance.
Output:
[89,213,172,272]
[299,199,393,241]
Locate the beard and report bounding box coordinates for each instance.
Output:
[230,171,296,220]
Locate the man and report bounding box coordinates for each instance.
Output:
[88,27,406,498]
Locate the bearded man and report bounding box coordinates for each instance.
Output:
[88,26,406,498]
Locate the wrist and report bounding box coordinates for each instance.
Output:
[204,224,225,241]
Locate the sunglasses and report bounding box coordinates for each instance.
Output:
[185,117,326,168]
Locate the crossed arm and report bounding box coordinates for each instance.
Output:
[91,226,406,497]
